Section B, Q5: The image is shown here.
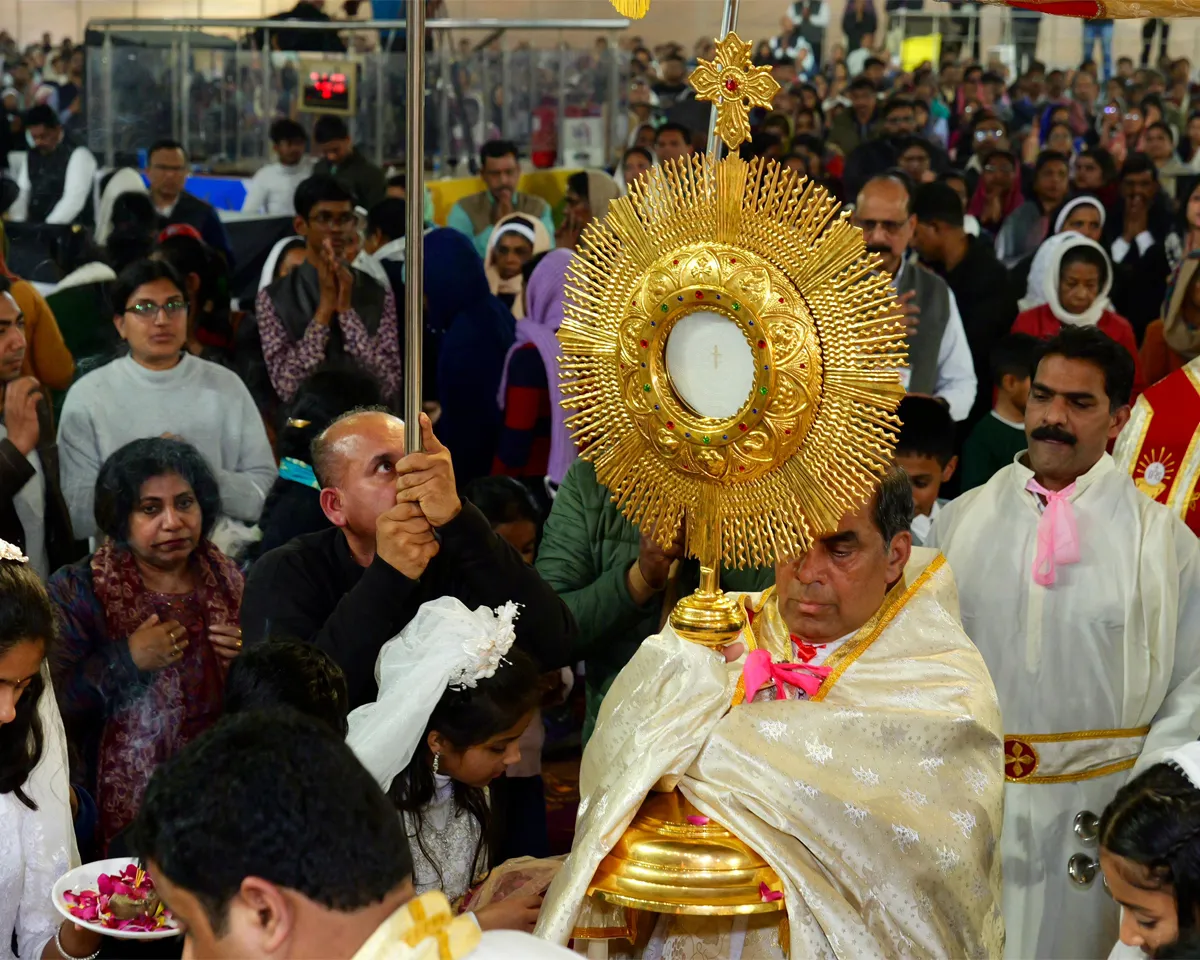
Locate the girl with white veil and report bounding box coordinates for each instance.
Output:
[346,597,547,934]
[0,539,96,960]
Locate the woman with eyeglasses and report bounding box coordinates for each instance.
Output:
[56,259,275,540]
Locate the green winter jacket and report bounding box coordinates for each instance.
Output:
[536,459,775,742]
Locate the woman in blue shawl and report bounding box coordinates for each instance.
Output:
[424,227,517,486]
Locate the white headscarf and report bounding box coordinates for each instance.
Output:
[257,236,305,292]
[345,597,520,793]
[94,167,149,246]
[1041,234,1114,328]
[1020,196,1108,311]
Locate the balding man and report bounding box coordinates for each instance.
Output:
[852,173,977,422]
[241,410,576,706]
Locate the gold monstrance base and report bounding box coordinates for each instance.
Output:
[669,567,746,649]
[588,790,785,915]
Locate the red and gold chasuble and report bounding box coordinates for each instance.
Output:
[1114,357,1200,536]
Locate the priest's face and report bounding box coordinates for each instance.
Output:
[1025,353,1130,489]
[776,493,911,643]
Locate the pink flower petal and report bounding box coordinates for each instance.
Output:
[686,815,710,826]
[96,874,114,896]
[759,882,784,903]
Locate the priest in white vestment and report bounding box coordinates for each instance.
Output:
[928,326,1200,960]
[537,470,1006,959]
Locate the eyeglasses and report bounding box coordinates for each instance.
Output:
[126,299,188,320]
[310,211,357,228]
[854,218,908,234]
[974,129,1005,141]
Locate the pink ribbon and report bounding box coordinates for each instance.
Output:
[743,648,832,701]
[1026,478,1080,586]
[759,882,784,903]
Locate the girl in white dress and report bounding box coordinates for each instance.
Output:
[346,597,543,933]
[0,540,102,960]
[1100,741,1200,959]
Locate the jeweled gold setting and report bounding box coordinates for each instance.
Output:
[559,153,907,580]
[689,33,781,150]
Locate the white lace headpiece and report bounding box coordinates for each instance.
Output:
[345,596,520,792]
[0,538,29,563]
[1164,741,1200,789]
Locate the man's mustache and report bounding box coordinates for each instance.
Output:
[1030,425,1077,446]
[866,243,892,257]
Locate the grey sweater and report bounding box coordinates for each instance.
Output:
[58,353,275,537]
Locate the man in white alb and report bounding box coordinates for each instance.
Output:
[928,325,1200,959]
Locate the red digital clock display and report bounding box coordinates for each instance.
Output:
[308,71,347,100]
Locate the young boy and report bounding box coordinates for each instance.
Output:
[893,395,958,547]
[960,333,1039,492]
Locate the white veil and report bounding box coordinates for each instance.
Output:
[346,597,520,793]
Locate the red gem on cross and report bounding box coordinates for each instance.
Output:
[757,339,766,348]
[784,429,792,435]
[725,78,739,92]
[666,421,675,430]
[779,297,785,303]
[640,339,648,348]
[696,291,704,299]
[730,258,737,264]
[739,423,748,431]
[673,259,679,265]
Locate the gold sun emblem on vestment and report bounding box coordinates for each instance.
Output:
[1135,448,1176,501]
[609,0,650,17]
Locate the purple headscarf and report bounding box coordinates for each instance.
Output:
[497,249,577,485]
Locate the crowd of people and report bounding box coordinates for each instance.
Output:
[5,6,1200,960]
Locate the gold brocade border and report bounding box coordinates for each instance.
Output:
[1007,725,1151,744]
[1123,399,1154,480]
[1009,756,1137,785]
[1169,363,1200,516]
[810,555,946,703]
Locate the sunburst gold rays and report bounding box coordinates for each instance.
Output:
[557,153,906,571]
[609,0,651,17]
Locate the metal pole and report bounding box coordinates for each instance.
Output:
[705,0,740,159]
[607,29,620,169]
[404,0,425,456]
[438,39,450,173]
[556,34,566,167]
[375,49,385,167]
[103,30,114,167]
[181,33,191,157]
[500,32,510,141]
[262,30,272,164]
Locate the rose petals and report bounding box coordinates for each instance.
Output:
[63,866,174,932]
[686,815,711,826]
[759,882,784,903]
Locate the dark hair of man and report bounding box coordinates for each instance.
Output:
[479,139,519,166]
[128,711,414,935]
[1080,145,1117,182]
[738,130,782,162]
[1037,324,1134,410]
[387,172,405,190]
[895,395,956,467]
[964,64,983,81]
[899,135,935,161]
[1141,92,1166,114]
[990,332,1041,388]
[390,645,540,889]
[111,257,185,316]
[464,475,542,529]
[937,168,967,190]
[863,56,885,72]
[1035,150,1070,176]
[93,437,222,543]
[883,96,915,118]
[22,104,59,130]
[1121,152,1159,181]
[793,133,824,155]
[848,76,877,95]
[912,180,964,229]
[655,121,691,143]
[1099,761,1200,945]
[1060,243,1110,291]
[873,466,915,545]
[1147,119,1175,141]
[0,558,55,810]
[366,198,406,243]
[147,139,186,165]
[312,114,350,145]
[107,193,160,273]
[0,276,11,298]
[294,174,354,221]
[223,639,350,738]
[566,170,589,199]
[269,117,308,145]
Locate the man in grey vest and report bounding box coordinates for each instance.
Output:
[447,140,556,258]
[10,104,96,226]
[853,173,977,421]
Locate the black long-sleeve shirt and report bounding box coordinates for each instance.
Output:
[241,500,577,707]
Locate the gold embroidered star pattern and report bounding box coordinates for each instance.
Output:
[609,0,650,16]
[689,32,781,150]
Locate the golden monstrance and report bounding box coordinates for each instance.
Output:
[554,31,908,919]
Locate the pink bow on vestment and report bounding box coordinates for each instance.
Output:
[742,648,832,701]
[1025,477,1080,586]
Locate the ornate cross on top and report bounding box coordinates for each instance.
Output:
[688,33,781,151]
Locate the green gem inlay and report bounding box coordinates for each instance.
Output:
[702,436,711,444]
[643,384,652,392]
[759,386,768,395]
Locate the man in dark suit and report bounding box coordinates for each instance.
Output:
[146,139,235,268]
